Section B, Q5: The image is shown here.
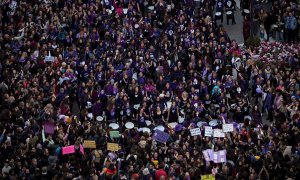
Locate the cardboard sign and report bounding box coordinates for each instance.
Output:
[222,124,234,132]
[110,131,120,138]
[153,130,170,143]
[43,122,54,134]
[201,174,215,180]
[107,143,119,151]
[213,129,225,138]
[83,140,96,149]
[62,145,75,155]
[80,144,85,155]
[204,126,213,137]
[190,128,201,136]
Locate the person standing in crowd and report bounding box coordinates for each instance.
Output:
[243,15,251,43]
[224,0,236,25]
[285,11,298,43]
[264,12,273,41]
[216,0,224,24]
[258,9,268,39]
[274,16,284,42]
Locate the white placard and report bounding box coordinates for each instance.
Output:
[222,124,234,133]
[204,126,213,137]
[190,128,201,136]
[45,56,54,62]
[213,129,225,138]
[44,51,54,62]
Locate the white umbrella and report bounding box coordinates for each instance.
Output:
[168,122,178,129]
[178,116,185,123]
[154,125,164,131]
[96,116,104,122]
[125,122,134,129]
[209,120,219,127]
[145,120,151,126]
[142,127,151,133]
[109,123,119,130]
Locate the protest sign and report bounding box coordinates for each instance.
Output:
[222,124,234,132]
[107,143,119,151]
[45,51,54,62]
[204,126,213,137]
[201,174,215,180]
[80,144,84,155]
[202,149,214,162]
[190,128,201,136]
[213,150,227,163]
[83,140,96,149]
[110,131,120,138]
[43,122,54,134]
[202,149,227,163]
[62,145,75,155]
[153,130,170,143]
[213,129,225,138]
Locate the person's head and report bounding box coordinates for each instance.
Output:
[260,9,264,14]
[160,176,166,180]
[31,158,38,166]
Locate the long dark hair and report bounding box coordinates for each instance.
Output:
[252,105,261,113]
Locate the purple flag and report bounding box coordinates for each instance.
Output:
[153,130,170,143]
[43,122,54,134]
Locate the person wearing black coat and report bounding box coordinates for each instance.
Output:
[264,12,273,41]
[224,0,236,25]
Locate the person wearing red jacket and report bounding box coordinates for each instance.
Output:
[155,164,167,180]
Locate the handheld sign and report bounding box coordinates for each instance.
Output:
[222,124,234,132]
[43,122,54,134]
[62,145,75,155]
[109,131,120,138]
[45,51,55,62]
[107,143,119,151]
[80,144,85,155]
[190,128,201,136]
[202,149,214,162]
[213,150,227,163]
[201,174,215,180]
[213,129,225,138]
[204,126,213,137]
[83,140,96,149]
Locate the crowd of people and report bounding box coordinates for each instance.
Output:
[243,0,300,43]
[0,0,299,179]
